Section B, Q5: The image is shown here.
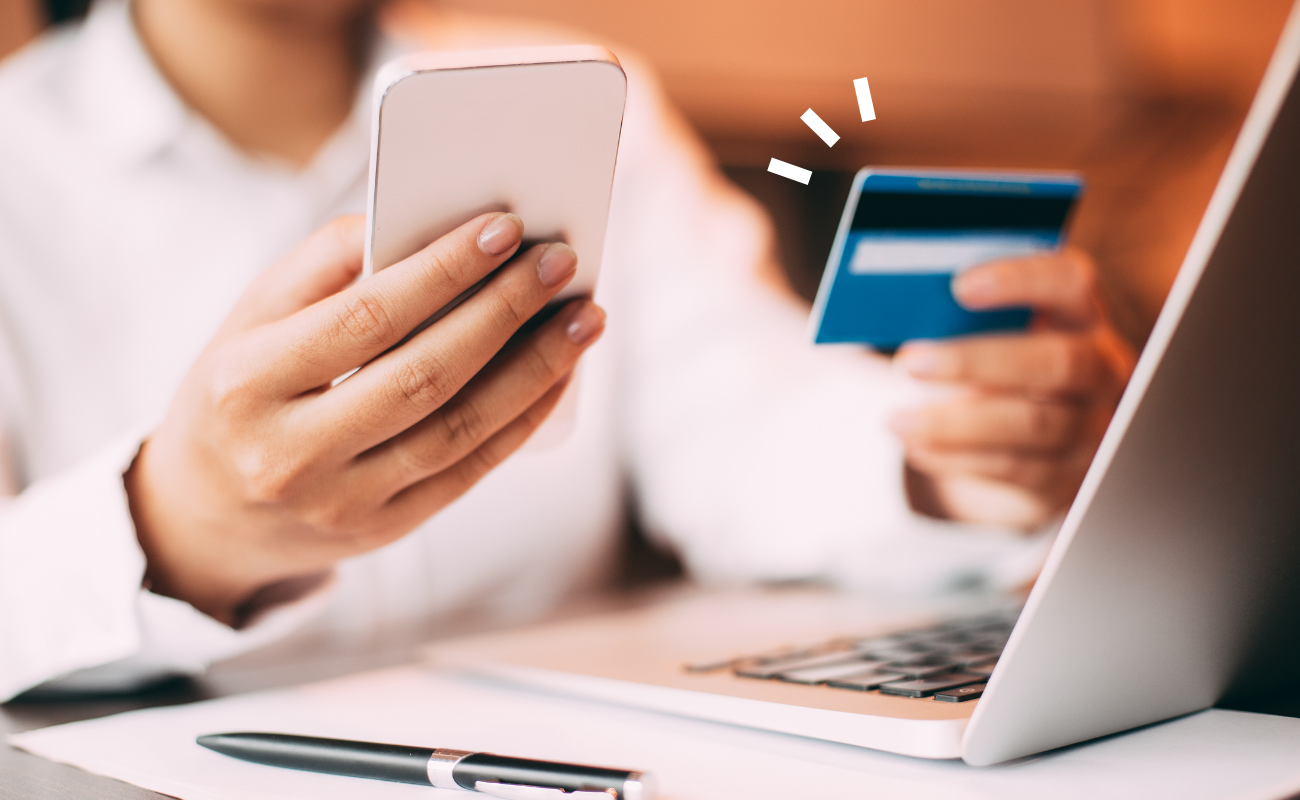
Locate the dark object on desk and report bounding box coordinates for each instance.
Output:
[197,732,655,799]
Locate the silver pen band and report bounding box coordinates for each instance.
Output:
[623,771,657,800]
[426,748,473,790]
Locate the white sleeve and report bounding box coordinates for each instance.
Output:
[0,426,331,702]
[608,61,1054,596]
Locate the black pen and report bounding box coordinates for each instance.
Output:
[197,732,655,799]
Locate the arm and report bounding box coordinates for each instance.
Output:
[1,213,602,700]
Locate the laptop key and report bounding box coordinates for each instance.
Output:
[946,651,999,668]
[826,672,911,691]
[734,650,861,679]
[884,661,963,680]
[861,646,955,663]
[776,659,893,685]
[934,683,986,702]
[878,672,985,698]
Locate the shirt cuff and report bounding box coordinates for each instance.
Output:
[39,578,335,694]
[0,426,334,699]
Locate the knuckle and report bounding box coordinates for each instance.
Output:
[1062,339,1100,389]
[522,341,567,385]
[302,498,356,534]
[489,285,532,330]
[1038,336,1084,390]
[415,244,454,278]
[455,443,502,487]
[326,215,362,248]
[433,398,490,453]
[415,245,476,293]
[1024,403,1061,443]
[922,407,956,443]
[392,355,456,410]
[231,444,298,505]
[989,452,1023,480]
[207,346,262,414]
[333,293,396,350]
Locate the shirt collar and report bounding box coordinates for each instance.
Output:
[66,0,410,182]
[67,0,189,168]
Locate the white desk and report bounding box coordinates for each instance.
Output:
[11,661,1300,800]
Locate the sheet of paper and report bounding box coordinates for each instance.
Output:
[10,665,1300,800]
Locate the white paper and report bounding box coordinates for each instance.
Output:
[10,665,1300,800]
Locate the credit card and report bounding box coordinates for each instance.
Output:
[809,169,1083,350]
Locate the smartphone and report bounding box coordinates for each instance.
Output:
[364,45,627,305]
[808,168,1083,350]
[363,46,626,444]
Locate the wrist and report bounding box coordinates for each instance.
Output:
[125,440,267,626]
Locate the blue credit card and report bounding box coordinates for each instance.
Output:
[809,169,1083,350]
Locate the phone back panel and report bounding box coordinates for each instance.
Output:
[366,48,627,301]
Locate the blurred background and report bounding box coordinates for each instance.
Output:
[3,0,1293,346]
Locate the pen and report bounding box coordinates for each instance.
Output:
[197,732,656,799]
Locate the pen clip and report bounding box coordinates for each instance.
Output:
[473,781,615,800]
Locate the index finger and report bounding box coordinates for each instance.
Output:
[951,247,1099,327]
[895,331,1110,397]
[269,212,526,394]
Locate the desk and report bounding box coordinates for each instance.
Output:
[0,585,670,800]
[6,586,1300,800]
[0,638,425,798]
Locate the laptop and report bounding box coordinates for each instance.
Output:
[427,4,1300,766]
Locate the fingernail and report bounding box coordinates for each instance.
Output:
[952,269,999,306]
[896,342,945,378]
[890,410,921,436]
[565,302,606,346]
[477,213,523,255]
[537,243,578,288]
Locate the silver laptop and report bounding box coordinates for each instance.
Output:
[427,4,1300,766]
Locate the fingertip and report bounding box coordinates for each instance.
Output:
[477,212,524,256]
[564,300,606,347]
[895,341,945,378]
[537,242,578,288]
[951,265,1002,309]
[890,409,922,438]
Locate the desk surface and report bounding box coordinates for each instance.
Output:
[0,638,425,799]
[0,585,670,800]
[6,586,1300,800]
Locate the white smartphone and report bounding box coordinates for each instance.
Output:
[363,46,627,444]
[364,45,626,294]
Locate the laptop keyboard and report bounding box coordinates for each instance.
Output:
[684,608,1019,702]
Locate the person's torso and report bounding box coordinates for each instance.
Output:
[0,2,626,637]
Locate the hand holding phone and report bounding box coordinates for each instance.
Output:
[126,215,605,626]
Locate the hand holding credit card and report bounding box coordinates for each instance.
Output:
[809,169,1083,349]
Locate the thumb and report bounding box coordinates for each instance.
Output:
[221,215,366,336]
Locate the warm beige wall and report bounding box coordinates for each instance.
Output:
[437,0,1291,165]
[438,0,1293,341]
[7,0,1294,341]
[0,0,41,62]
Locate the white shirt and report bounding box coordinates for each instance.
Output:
[0,0,1051,701]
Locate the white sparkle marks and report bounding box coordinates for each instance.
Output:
[767,158,812,185]
[853,77,876,122]
[800,108,840,147]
